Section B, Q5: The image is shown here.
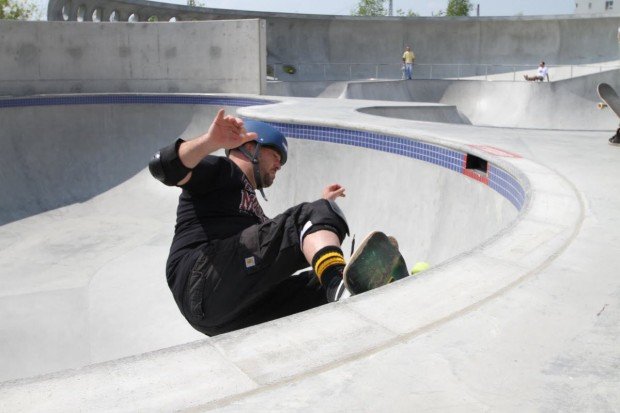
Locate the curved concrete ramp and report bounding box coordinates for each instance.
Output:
[266,81,349,98]
[0,95,520,382]
[2,10,619,410]
[265,70,620,130]
[343,69,620,130]
[1,94,602,413]
[0,99,243,225]
[357,104,471,124]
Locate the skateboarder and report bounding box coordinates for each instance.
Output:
[149,109,353,336]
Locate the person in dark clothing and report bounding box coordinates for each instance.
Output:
[149,109,352,336]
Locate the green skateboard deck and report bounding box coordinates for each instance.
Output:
[343,231,409,295]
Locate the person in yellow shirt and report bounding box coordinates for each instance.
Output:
[402,46,415,80]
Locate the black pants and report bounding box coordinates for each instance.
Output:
[171,199,348,336]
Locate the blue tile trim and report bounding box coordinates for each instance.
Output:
[269,121,525,211]
[0,94,525,211]
[0,95,277,109]
[488,165,526,210]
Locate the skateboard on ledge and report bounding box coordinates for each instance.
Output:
[344,231,409,295]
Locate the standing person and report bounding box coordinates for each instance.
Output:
[149,109,352,336]
[524,61,550,82]
[402,45,415,80]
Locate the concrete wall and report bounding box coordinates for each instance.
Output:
[266,15,620,66]
[356,105,471,124]
[265,80,350,98]
[262,15,620,81]
[0,19,266,96]
[48,1,620,70]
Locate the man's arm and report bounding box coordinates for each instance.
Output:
[149,109,256,186]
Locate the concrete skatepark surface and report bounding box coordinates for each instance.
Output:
[1,10,620,413]
[0,97,520,379]
[1,90,618,411]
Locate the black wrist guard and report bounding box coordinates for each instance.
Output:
[149,139,192,186]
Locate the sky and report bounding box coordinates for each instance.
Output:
[163,0,575,17]
[32,0,575,20]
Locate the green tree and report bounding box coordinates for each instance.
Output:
[1,0,38,20]
[445,0,473,16]
[351,0,387,16]
[396,8,418,16]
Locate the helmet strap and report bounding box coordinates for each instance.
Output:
[237,143,268,201]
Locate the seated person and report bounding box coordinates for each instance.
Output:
[524,61,549,82]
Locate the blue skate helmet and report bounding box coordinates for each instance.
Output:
[244,120,288,165]
[226,119,288,200]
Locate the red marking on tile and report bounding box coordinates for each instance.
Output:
[469,145,521,158]
[463,169,490,185]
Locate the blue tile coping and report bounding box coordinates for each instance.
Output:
[273,122,525,210]
[0,93,525,210]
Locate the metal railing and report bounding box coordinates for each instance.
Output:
[266,62,620,82]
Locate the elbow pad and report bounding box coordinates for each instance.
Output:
[149,139,192,186]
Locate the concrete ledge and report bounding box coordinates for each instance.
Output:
[356,104,471,124]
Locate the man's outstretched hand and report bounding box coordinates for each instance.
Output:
[322,184,346,201]
[176,109,257,185]
[206,109,257,151]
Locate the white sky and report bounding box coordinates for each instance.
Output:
[36,0,575,16]
[167,0,575,17]
[34,0,576,19]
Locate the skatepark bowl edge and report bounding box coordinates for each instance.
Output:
[0,93,585,411]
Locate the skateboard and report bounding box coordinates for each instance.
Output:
[596,83,620,145]
[343,231,409,295]
[597,83,620,117]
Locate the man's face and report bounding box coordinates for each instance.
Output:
[258,146,282,188]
